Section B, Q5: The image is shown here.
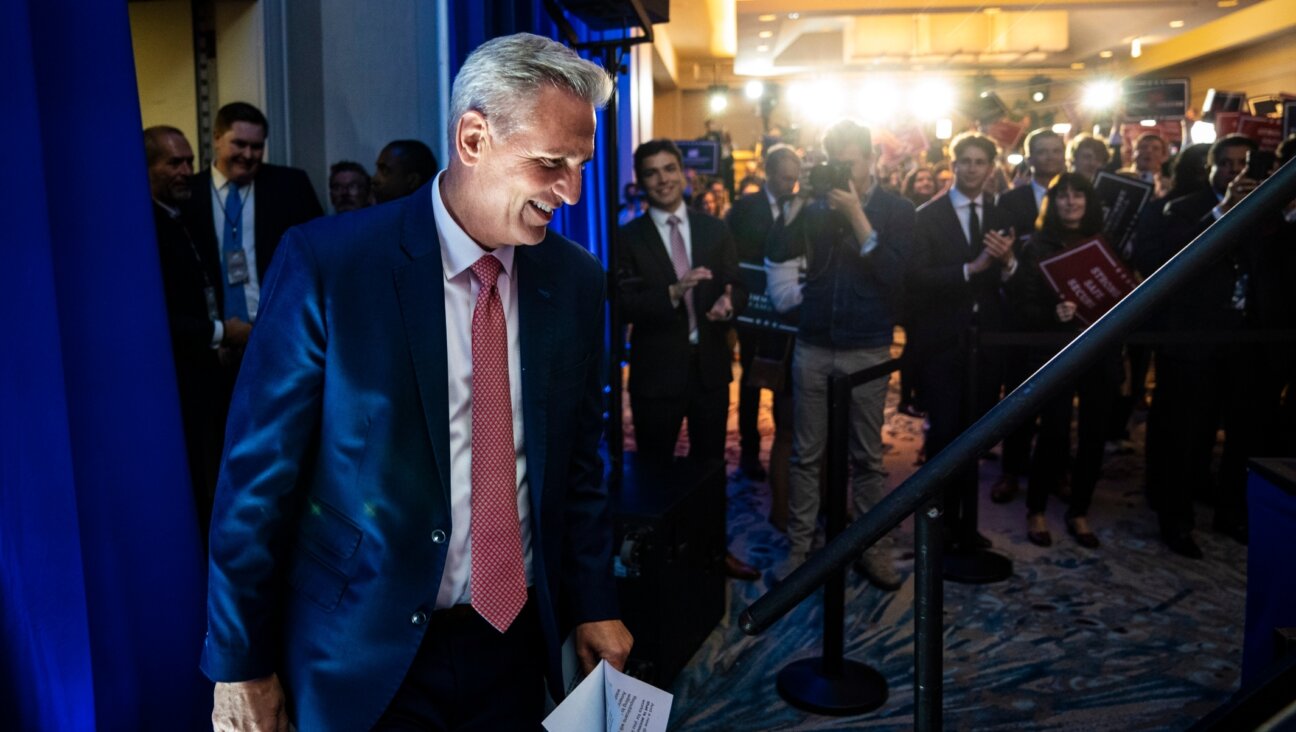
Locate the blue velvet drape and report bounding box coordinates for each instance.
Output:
[1,1,208,729]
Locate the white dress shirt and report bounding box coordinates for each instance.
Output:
[648,201,699,344]
[431,172,533,609]
[1031,179,1048,212]
[952,187,1017,283]
[209,166,261,345]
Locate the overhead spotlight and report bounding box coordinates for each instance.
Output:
[708,85,729,113]
[745,80,765,100]
[1099,50,1114,59]
[1140,119,1157,127]
[936,119,954,140]
[1030,75,1051,104]
[758,30,773,39]
[1052,123,1072,134]
[758,14,777,22]
[1082,80,1121,111]
[787,12,800,20]
[858,77,900,124]
[1169,19,1185,28]
[1131,38,1142,58]
[1007,153,1025,166]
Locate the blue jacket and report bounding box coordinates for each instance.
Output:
[200,180,618,731]
[768,186,913,348]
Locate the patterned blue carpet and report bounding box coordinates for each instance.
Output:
[653,372,1248,731]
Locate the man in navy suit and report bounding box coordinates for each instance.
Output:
[617,138,759,580]
[203,34,631,731]
[908,132,1017,550]
[182,102,323,348]
[988,127,1065,503]
[766,120,913,589]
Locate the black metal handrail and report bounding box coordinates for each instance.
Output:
[740,158,1296,731]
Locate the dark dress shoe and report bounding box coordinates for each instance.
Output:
[724,553,760,581]
[1027,529,1053,547]
[1162,531,1203,559]
[1065,517,1100,549]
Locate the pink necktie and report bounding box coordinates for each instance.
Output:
[468,254,527,632]
[667,215,696,334]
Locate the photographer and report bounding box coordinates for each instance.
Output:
[767,120,913,589]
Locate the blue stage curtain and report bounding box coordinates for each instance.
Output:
[1,1,208,729]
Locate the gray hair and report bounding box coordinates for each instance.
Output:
[449,33,613,146]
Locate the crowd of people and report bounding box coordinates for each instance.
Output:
[616,119,1296,579]
[148,82,1294,615]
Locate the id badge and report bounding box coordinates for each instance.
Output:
[203,286,219,321]
[226,249,250,285]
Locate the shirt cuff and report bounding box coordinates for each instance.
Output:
[210,319,224,348]
[858,230,879,256]
[962,263,971,282]
[1210,205,1225,222]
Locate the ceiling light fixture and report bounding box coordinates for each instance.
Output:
[758,30,773,39]
[1099,50,1114,58]
[1071,62,1086,70]
[787,12,800,20]
[1169,19,1185,28]
[708,84,729,113]
[758,14,777,22]
[745,80,765,100]
[1082,80,1122,110]
[1131,38,1142,58]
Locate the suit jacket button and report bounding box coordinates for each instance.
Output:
[430,529,447,544]
[410,610,429,626]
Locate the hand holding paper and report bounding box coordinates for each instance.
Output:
[543,660,673,732]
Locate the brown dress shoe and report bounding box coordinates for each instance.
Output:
[724,553,760,581]
[1066,516,1100,549]
[1026,513,1052,547]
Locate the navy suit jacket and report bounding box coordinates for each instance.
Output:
[200,180,618,731]
[617,210,747,398]
[183,164,324,317]
[907,192,1012,357]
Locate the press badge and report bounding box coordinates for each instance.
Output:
[203,286,219,321]
[226,249,250,285]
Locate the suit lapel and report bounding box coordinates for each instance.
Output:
[515,242,555,514]
[936,196,974,258]
[636,212,680,282]
[392,185,452,507]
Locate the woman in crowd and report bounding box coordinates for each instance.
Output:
[1006,173,1122,548]
[693,188,721,217]
[901,166,938,208]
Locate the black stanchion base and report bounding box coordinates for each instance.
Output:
[776,657,888,716]
[942,548,1013,584]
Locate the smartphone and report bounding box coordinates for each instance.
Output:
[1246,150,1276,181]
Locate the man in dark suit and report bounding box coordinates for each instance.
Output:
[182,102,323,357]
[988,127,1065,503]
[726,145,801,481]
[1140,134,1265,558]
[145,125,247,539]
[371,139,439,204]
[908,132,1018,550]
[203,34,631,731]
[766,120,913,589]
[618,138,758,580]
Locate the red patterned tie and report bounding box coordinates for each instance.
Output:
[468,254,527,632]
[667,215,696,334]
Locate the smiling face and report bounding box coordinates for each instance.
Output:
[1029,135,1065,182]
[912,170,936,196]
[148,131,194,205]
[452,85,596,247]
[212,120,266,186]
[637,150,686,212]
[1054,186,1087,229]
[953,146,994,197]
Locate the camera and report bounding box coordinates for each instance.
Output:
[808,162,852,197]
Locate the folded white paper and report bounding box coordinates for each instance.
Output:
[542,660,672,732]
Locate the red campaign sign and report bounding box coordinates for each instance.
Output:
[1036,235,1137,326]
[983,118,1026,153]
[1214,112,1285,151]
